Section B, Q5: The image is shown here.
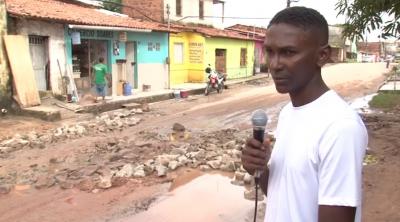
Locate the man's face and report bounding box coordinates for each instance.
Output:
[264,23,321,94]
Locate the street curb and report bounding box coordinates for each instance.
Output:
[78,74,269,114]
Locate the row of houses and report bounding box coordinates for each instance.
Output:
[1,0,393,108]
[0,0,269,106]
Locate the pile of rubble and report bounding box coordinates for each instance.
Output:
[0,127,254,194]
[0,109,143,156]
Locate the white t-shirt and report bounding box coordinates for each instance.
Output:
[265,90,367,222]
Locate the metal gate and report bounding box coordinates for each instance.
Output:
[29,36,48,91]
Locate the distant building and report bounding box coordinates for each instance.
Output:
[357,42,384,62]
[121,0,224,26]
[226,24,267,73]
[328,25,355,63]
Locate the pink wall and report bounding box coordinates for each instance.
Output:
[255,41,266,65]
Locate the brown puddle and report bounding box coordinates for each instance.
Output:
[120,173,256,222]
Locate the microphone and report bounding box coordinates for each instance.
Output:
[251,109,268,179]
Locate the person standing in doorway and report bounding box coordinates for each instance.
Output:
[241,7,367,222]
[92,57,110,103]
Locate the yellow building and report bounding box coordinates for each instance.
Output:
[169,26,255,87]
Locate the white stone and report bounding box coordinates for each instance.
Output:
[199,165,211,171]
[133,165,146,177]
[156,165,168,177]
[243,173,253,184]
[116,164,134,177]
[234,171,245,181]
[97,175,113,189]
[168,161,180,170]
[156,154,179,166]
[177,155,189,165]
[207,159,221,169]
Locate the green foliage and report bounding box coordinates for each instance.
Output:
[336,0,400,40]
[369,92,400,109]
[101,0,122,13]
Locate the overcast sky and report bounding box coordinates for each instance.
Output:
[213,0,384,41]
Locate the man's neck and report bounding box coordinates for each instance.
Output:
[289,75,329,107]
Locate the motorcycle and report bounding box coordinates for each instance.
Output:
[204,65,226,96]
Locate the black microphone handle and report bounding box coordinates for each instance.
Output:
[253,129,265,143]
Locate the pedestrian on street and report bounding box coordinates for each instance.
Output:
[241,7,367,222]
[92,57,110,103]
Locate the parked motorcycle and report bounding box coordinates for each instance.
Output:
[204,65,226,96]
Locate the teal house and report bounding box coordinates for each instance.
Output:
[6,0,170,99]
[65,26,169,96]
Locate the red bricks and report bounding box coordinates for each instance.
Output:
[122,0,164,22]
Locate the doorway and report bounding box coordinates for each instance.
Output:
[29,35,49,91]
[126,41,137,89]
[72,39,110,94]
[215,49,226,74]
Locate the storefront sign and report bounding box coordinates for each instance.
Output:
[71,32,81,45]
[189,42,204,64]
[71,29,114,39]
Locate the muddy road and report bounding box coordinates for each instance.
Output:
[0,63,397,222]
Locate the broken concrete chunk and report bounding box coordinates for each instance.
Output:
[133,165,146,177]
[116,164,134,177]
[207,159,222,169]
[168,161,179,170]
[156,165,168,177]
[35,176,56,189]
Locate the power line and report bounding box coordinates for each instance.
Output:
[93,1,272,23]
[176,16,272,22]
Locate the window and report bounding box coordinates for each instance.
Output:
[174,43,184,64]
[240,48,247,67]
[199,0,204,20]
[176,0,182,16]
[148,42,161,51]
[148,42,153,51]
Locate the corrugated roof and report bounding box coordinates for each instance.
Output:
[5,0,171,32]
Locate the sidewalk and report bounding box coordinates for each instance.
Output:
[21,73,270,120]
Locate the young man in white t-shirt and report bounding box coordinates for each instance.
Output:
[241,7,367,222]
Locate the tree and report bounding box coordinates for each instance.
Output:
[336,0,400,40]
[101,0,122,13]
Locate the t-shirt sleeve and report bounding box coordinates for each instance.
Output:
[318,118,367,207]
[103,65,109,74]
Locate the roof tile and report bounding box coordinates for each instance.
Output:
[5,0,170,32]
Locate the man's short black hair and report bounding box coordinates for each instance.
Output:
[268,6,329,45]
[99,57,104,63]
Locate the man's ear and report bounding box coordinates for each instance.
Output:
[317,44,331,67]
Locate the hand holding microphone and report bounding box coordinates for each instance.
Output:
[241,109,271,179]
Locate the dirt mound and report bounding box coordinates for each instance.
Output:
[361,108,400,222]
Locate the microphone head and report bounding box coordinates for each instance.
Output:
[251,109,268,127]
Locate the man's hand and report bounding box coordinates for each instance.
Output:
[241,137,271,175]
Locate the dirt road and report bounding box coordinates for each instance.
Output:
[0,63,397,222]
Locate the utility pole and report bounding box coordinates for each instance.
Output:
[166,4,170,31]
[286,0,299,8]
